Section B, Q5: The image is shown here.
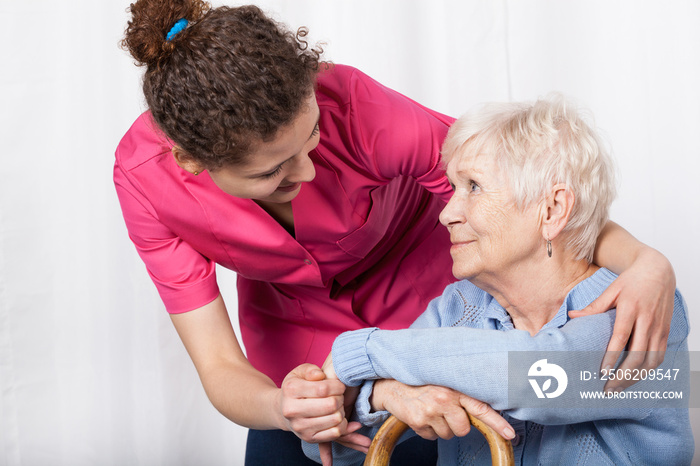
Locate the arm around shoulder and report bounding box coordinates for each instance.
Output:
[576,221,676,374]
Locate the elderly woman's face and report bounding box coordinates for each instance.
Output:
[440,150,542,283]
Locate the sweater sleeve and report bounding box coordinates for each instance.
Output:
[347,284,456,425]
[333,285,690,425]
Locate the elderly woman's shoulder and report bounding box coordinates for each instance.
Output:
[671,288,691,337]
[447,279,486,295]
[433,279,494,325]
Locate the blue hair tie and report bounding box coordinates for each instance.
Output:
[166,18,189,41]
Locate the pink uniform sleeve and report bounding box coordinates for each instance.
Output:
[114,157,220,314]
[346,68,455,203]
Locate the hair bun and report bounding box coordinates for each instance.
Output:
[121,0,210,68]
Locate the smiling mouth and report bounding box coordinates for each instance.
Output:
[450,240,474,250]
[276,183,301,192]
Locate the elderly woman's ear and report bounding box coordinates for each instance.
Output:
[541,183,575,242]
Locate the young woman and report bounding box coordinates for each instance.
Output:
[115,1,677,463]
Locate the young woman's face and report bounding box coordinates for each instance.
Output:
[207,95,320,203]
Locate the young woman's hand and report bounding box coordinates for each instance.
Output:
[570,247,675,391]
[314,355,371,465]
[278,363,350,443]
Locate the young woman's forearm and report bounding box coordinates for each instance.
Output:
[169,295,285,428]
[592,221,674,278]
[170,295,348,440]
[199,357,286,428]
[593,221,645,273]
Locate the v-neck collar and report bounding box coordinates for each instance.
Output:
[482,268,616,333]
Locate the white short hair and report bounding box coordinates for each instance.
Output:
[441,94,617,262]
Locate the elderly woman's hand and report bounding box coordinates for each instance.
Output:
[372,379,515,441]
[569,247,675,390]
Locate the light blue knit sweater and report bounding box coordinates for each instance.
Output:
[304,268,694,465]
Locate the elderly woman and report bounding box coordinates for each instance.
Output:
[309,95,693,465]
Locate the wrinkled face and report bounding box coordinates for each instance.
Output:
[207,95,320,203]
[439,149,542,284]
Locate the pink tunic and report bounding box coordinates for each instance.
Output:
[114,65,457,385]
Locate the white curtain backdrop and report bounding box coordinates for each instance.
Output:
[1,1,698,464]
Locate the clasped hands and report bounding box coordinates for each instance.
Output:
[278,362,368,466]
[279,355,513,466]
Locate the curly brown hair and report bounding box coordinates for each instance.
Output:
[121,0,324,169]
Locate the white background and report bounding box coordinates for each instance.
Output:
[1,0,698,464]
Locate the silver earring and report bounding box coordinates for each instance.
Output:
[546,239,552,258]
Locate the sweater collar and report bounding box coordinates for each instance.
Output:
[482,268,617,332]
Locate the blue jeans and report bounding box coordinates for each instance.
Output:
[245,429,437,465]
